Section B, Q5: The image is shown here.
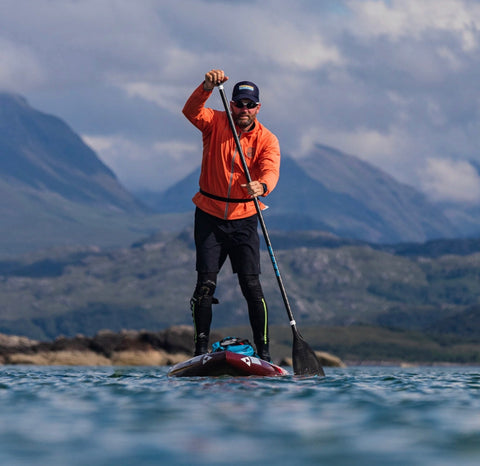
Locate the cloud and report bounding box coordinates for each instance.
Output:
[82,134,199,192]
[348,0,480,51]
[250,16,343,71]
[420,158,480,203]
[302,125,402,161]
[1,0,480,204]
[0,38,45,90]
[121,82,186,114]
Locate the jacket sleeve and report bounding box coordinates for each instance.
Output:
[182,83,215,131]
[256,130,281,196]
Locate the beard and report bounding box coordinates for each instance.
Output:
[233,112,256,130]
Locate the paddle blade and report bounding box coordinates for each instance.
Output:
[292,331,325,377]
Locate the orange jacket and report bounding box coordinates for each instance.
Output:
[183,83,281,220]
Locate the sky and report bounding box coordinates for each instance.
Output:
[1,0,480,203]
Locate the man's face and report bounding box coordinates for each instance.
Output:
[230,99,261,130]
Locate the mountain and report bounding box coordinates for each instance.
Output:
[135,144,459,244]
[289,144,458,242]
[0,90,472,254]
[0,92,167,256]
[0,93,145,210]
[433,159,480,237]
[135,168,199,214]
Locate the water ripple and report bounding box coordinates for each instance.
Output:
[0,366,480,465]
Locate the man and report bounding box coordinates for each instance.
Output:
[182,69,281,361]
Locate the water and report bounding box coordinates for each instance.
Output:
[0,366,479,466]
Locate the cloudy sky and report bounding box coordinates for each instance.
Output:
[1,0,480,203]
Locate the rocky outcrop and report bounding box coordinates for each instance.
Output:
[0,333,38,349]
[0,326,345,368]
[0,326,222,366]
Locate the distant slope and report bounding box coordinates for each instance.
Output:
[1,230,480,340]
[427,306,480,337]
[135,168,199,214]
[265,155,393,238]
[293,144,458,243]
[0,92,171,255]
[136,144,459,244]
[0,92,145,211]
[435,160,480,237]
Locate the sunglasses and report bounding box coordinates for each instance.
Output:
[233,100,258,109]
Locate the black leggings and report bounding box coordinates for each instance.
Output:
[191,272,269,346]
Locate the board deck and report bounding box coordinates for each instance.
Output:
[167,350,290,377]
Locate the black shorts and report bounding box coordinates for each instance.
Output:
[194,208,261,274]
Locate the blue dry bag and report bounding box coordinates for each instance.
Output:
[212,337,257,357]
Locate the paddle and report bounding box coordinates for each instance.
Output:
[217,84,325,377]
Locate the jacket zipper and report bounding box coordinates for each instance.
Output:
[224,130,242,219]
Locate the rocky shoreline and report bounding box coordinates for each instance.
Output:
[0,326,344,368]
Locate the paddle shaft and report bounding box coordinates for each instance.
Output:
[217,84,299,335]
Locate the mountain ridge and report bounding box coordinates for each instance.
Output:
[0,90,479,254]
[0,91,142,210]
[0,92,168,256]
[135,144,460,243]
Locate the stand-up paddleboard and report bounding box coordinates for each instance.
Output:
[168,350,289,377]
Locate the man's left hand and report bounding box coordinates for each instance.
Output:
[241,181,265,198]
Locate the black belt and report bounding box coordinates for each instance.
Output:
[200,189,253,203]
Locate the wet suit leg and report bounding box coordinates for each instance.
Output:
[190,272,218,355]
[238,273,271,362]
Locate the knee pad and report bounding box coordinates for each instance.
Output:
[191,279,219,308]
[238,274,264,302]
[194,279,216,299]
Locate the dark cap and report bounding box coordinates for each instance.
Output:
[232,81,260,103]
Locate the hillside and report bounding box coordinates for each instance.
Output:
[0,230,479,342]
[293,144,458,242]
[0,92,174,256]
[0,93,143,209]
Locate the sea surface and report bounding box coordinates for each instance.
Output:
[0,365,479,466]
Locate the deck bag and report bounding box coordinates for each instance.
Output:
[211,337,257,357]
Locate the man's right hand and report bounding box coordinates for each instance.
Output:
[204,69,228,91]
